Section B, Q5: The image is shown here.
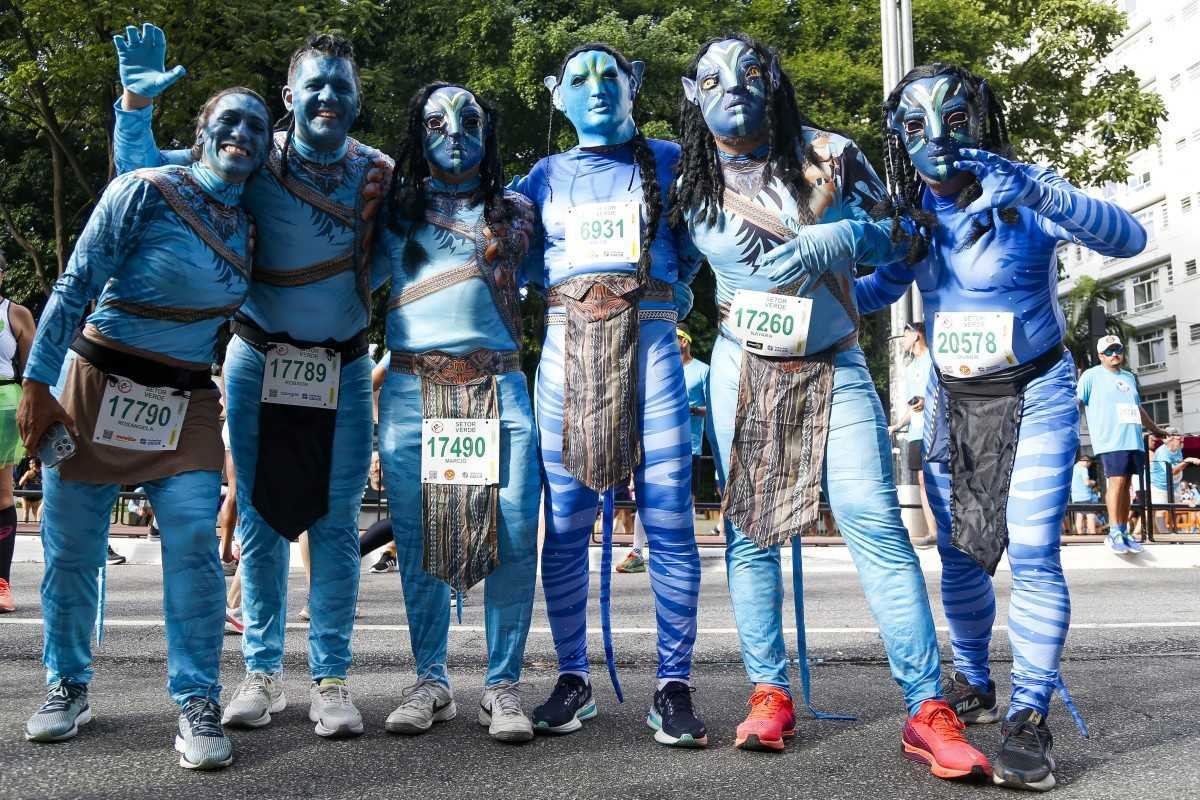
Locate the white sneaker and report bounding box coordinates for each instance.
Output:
[222,672,286,728]
[385,679,456,735]
[479,683,533,743]
[308,678,364,738]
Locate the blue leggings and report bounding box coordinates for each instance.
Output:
[709,339,941,716]
[925,352,1077,719]
[224,335,372,680]
[537,318,700,680]
[378,370,539,687]
[40,468,224,705]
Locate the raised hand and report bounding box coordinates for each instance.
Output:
[113,23,186,98]
[952,148,1044,216]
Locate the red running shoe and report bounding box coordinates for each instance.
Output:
[0,578,15,613]
[735,685,795,752]
[903,699,992,780]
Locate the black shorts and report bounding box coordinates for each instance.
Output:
[1100,449,1145,478]
[905,439,923,473]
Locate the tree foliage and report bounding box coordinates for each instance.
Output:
[0,0,1165,395]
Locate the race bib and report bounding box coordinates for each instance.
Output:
[421,418,500,486]
[1116,403,1142,425]
[93,377,189,452]
[260,344,340,409]
[727,290,813,357]
[565,202,640,266]
[932,311,1017,378]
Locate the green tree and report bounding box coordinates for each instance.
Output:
[1062,275,1132,369]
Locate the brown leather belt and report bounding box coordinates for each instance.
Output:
[546,277,673,307]
[389,349,521,384]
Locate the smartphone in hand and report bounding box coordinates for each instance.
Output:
[38,422,77,468]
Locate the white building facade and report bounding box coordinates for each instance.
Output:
[1058,0,1200,438]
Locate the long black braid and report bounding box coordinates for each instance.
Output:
[385,82,515,270]
[277,33,361,179]
[875,63,1016,262]
[551,43,661,278]
[669,33,822,231]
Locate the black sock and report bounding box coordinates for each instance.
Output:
[0,504,17,582]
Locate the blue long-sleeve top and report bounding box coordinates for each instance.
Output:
[111,99,386,343]
[372,180,531,356]
[855,165,1147,366]
[682,129,892,354]
[26,162,251,385]
[511,138,703,308]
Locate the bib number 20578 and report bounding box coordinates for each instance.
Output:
[728,290,813,357]
[421,418,500,486]
[932,311,1017,378]
[261,344,340,409]
[93,378,189,452]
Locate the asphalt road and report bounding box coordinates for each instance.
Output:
[1,553,1198,800]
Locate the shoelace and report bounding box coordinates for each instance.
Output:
[549,677,585,709]
[659,683,697,720]
[1006,717,1052,753]
[489,684,523,717]
[746,689,787,720]
[401,680,441,709]
[316,682,354,708]
[182,698,223,738]
[922,703,968,741]
[237,672,273,702]
[41,681,84,713]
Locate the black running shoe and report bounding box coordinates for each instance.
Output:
[994,709,1056,792]
[942,670,1000,724]
[370,552,398,573]
[532,674,596,734]
[647,680,707,748]
[106,546,126,566]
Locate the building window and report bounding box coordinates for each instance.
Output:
[1184,197,1193,214]
[1171,74,1183,89]
[1187,258,1199,278]
[1135,330,1166,374]
[1162,204,1169,229]
[1134,207,1157,240]
[1178,137,1189,150]
[1191,322,1200,343]
[1132,270,1160,312]
[1107,282,1128,316]
[1176,390,1185,414]
[1190,62,1200,82]
[1142,391,1170,424]
[1128,171,1152,192]
[1169,325,1179,351]
[1167,263,1174,286]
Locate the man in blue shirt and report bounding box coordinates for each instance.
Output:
[1151,429,1199,531]
[1077,335,1168,553]
[1070,454,1100,535]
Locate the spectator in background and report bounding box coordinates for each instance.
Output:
[1070,454,1100,535]
[888,321,935,548]
[1150,428,1200,532]
[0,252,35,614]
[1077,335,1169,554]
[17,457,43,522]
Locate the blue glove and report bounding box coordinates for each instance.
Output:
[952,148,1045,216]
[672,280,694,320]
[759,217,896,295]
[114,23,186,98]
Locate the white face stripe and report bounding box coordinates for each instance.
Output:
[895,76,969,152]
[695,40,762,115]
[424,87,484,138]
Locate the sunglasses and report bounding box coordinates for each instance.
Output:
[1102,347,1124,356]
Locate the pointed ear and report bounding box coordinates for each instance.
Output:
[281,84,294,112]
[629,61,646,96]
[681,76,698,104]
[543,75,564,110]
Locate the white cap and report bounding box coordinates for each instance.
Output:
[1097,334,1123,354]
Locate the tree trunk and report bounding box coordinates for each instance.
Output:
[50,140,67,277]
[0,202,49,292]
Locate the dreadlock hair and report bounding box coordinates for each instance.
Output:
[552,43,661,277]
[188,87,270,162]
[277,33,361,178]
[385,82,514,269]
[876,63,1017,262]
[669,32,822,231]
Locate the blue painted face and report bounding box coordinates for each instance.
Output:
[545,50,643,147]
[284,54,360,152]
[682,39,769,140]
[199,93,270,183]
[422,87,486,178]
[891,75,981,182]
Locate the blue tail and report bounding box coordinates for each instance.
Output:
[791,542,854,720]
[1055,674,1088,738]
[599,489,624,702]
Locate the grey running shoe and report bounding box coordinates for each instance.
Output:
[479,683,533,743]
[175,697,233,770]
[386,678,456,735]
[942,670,1001,724]
[308,678,364,738]
[222,671,286,728]
[25,679,91,742]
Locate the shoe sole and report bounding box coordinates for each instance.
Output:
[310,713,365,738]
[533,700,597,735]
[477,708,534,743]
[222,694,286,729]
[24,706,92,743]
[174,736,233,770]
[386,700,457,735]
[735,727,793,753]
[993,761,1057,792]
[901,741,992,781]
[645,712,708,748]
